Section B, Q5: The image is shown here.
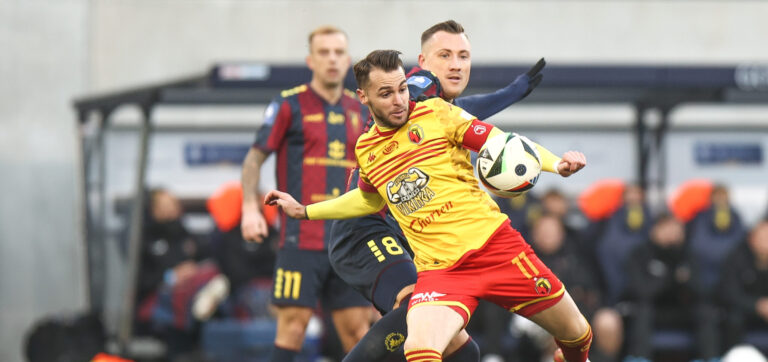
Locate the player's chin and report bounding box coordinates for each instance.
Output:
[389,114,408,127]
[443,87,463,101]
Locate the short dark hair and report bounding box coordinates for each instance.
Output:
[421,20,466,46]
[353,50,404,89]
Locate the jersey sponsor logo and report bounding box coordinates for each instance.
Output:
[348,111,361,129]
[473,124,487,135]
[263,100,279,126]
[383,141,399,155]
[385,332,406,352]
[411,291,446,304]
[408,124,424,144]
[534,277,552,295]
[386,167,435,215]
[328,139,346,159]
[409,200,454,233]
[310,187,341,202]
[328,111,345,125]
[303,113,324,122]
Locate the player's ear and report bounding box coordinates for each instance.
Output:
[305,54,314,71]
[417,53,426,68]
[356,88,368,105]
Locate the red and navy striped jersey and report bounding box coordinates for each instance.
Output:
[253,84,367,250]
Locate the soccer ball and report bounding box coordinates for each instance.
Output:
[476,132,542,198]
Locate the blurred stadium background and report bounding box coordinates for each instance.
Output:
[2,1,768,361]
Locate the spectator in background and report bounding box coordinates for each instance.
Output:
[136,188,229,358]
[624,213,719,360]
[687,184,746,297]
[593,183,652,305]
[589,308,624,362]
[207,182,278,319]
[540,188,579,238]
[720,219,768,350]
[531,214,601,319]
[494,193,540,242]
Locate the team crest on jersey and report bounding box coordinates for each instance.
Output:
[386,167,435,215]
[384,332,406,352]
[534,277,552,295]
[408,124,424,144]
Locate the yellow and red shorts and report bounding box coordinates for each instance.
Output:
[407,221,565,326]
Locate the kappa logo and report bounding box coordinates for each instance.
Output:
[386,167,435,215]
[384,332,406,352]
[473,124,487,135]
[411,291,446,304]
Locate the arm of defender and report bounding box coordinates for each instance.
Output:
[264,188,386,220]
[454,58,545,120]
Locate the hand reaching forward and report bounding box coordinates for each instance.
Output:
[264,190,308,219]
[556,151,587,177]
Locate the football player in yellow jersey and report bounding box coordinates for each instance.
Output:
[266,50,592,362]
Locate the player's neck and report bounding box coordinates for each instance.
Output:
[309,78,343,104]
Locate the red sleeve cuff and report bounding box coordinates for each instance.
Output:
[462,119,493,152]
[358,177,378,193]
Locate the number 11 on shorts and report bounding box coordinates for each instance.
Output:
[511,251,540,279]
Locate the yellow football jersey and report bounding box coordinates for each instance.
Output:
[355,97,509,271]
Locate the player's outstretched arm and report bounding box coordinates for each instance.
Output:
[453,58,545,120]
[530,142,585,176]
[555,150,587,177]
[264,188,386,220]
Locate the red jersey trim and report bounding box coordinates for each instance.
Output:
[367,138,447,180]
[409,109,433,120]
[370,145,447,188]
[357,177,378,193]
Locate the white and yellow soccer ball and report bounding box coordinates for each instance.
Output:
[476,132,542,198]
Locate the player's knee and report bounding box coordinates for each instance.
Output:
[277,308,312,338]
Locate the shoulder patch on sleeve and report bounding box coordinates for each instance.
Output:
[263,100,280,126]
[407,75,433,89]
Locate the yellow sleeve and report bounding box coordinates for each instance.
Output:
[532,141,562,174]
[305,188,386,220]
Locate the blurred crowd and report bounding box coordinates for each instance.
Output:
[134,180,768,362]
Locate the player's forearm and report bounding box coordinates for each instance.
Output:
[306,188,386,220]
[532,141,562,174]
[242,147,267,211]
[454,83,526,121]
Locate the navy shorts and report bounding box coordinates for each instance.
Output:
[271,248,370,310]
[329,227,417,314]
